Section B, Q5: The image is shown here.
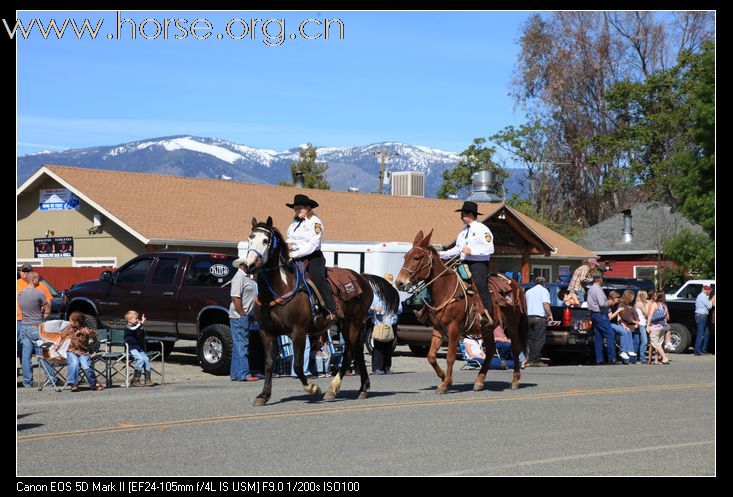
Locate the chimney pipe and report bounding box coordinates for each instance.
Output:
[294,171,305,188]
[621,209,633,243]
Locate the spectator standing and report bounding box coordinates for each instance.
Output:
[17,271,51,387]
[524,276,552,367]
[229,257,259,382]
[693,284,714,355]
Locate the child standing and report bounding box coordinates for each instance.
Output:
[124,310,153,386]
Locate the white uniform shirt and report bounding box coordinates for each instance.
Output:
[439,220,494,261]
[286,214,324,259]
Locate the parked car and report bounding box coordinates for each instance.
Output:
[62,252,238,374]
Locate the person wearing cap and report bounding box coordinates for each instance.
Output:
[587,273,621,365]
[568,257,599,303]
[693,284,714,356]
[524,276,552,367]
[438,201,495,328]
[285,194,337,328]
[16,263,52,360]
[229,257,259,381]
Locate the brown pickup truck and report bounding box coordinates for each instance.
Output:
[62,252,239,374]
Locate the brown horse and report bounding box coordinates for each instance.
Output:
[395,229,528,392]
[243,217,375,406]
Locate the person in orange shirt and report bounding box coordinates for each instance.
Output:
[17,264,52,358]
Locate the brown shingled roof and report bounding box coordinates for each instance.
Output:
[23,165,593,258]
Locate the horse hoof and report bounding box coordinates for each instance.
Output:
[511,383,519,391]
[357,391,368,400]
[323,391,336,401]
[435,386,448,395]
[473,382,484,391]
[253,397,268,407]
[308,384,322,396]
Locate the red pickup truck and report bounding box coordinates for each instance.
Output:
[62,252,238,374]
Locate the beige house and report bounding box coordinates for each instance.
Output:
[17,165,595,282]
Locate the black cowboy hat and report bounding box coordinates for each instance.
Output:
[286,193,319,209]
[454,201,483,216]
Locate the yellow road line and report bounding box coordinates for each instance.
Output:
[18,383,713,443]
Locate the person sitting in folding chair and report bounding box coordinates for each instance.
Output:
[461,336,486,369]
[492,325,527,370]
[124,310,153,387]
[60,312,105,392]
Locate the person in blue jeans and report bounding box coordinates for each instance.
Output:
[124,310,153,386]
[693,285,714,355]
[607,291,636,363]
[634,291,650,363]
[61,312,104,391]
[587,275,620,365]
[230,258,259,381]
[17,271,53,388]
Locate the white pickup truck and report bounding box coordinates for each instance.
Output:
[665,279,715,301]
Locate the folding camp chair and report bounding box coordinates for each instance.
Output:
[97,329,167,387]
[459,341,485,370]
[274,335,294,377]
[36,320,70,392]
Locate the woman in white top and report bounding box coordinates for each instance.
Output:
[285,194,336,327]
[634,291,649,363]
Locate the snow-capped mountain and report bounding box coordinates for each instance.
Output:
[17,135,529,198]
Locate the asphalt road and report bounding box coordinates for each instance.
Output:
[17,346,715,476]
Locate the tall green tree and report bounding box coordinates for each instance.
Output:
[662,229,715,279]
[437,138,507,199]
[279,144,330,189]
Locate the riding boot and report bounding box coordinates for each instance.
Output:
[144,370,152,386]
[414,304,431,325]
[131,369,143,387]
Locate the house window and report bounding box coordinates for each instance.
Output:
[531,265,552,282]
[72,257,117,268]
[634,266,658,286]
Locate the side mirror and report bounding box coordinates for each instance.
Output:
[100,270,114,283]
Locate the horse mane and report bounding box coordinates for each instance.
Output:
[362,274,400,316]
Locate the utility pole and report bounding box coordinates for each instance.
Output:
[374,150,399,194]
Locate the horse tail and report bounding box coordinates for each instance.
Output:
[518,311,529,353]
[362,273,400,316]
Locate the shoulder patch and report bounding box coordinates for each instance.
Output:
[485,232,492,243]
[314,223,322,234]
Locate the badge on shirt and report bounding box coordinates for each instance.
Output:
[485,232,492,243]
[314,223,322,234]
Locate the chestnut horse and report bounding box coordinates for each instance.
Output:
[244,217,376,406]
[395,229,528,392]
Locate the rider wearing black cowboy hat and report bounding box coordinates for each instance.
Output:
[438,201,496,328]
[285,194,337,328]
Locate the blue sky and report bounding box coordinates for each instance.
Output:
[17,11,532,156]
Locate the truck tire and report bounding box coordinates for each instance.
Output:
[198,324,233,375]
[667,323,691,354]
[408,344,430,357]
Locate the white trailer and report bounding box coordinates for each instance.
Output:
[237,240,412,275]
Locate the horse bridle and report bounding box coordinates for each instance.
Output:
[247,226,276,262]
[399,245,434,291]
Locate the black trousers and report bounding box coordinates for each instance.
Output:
[527,316,547,363]
[300,251,336,312]
[467,260,493,319]
[372,328,393,373]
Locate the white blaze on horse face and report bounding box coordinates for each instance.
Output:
[246,230,270,270]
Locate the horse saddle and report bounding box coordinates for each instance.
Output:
[305,268,363,319]
[489,273,525,313]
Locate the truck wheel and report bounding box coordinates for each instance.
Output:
[667,323,691,354]
[198,324,233,375]
[408,345,430,357]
